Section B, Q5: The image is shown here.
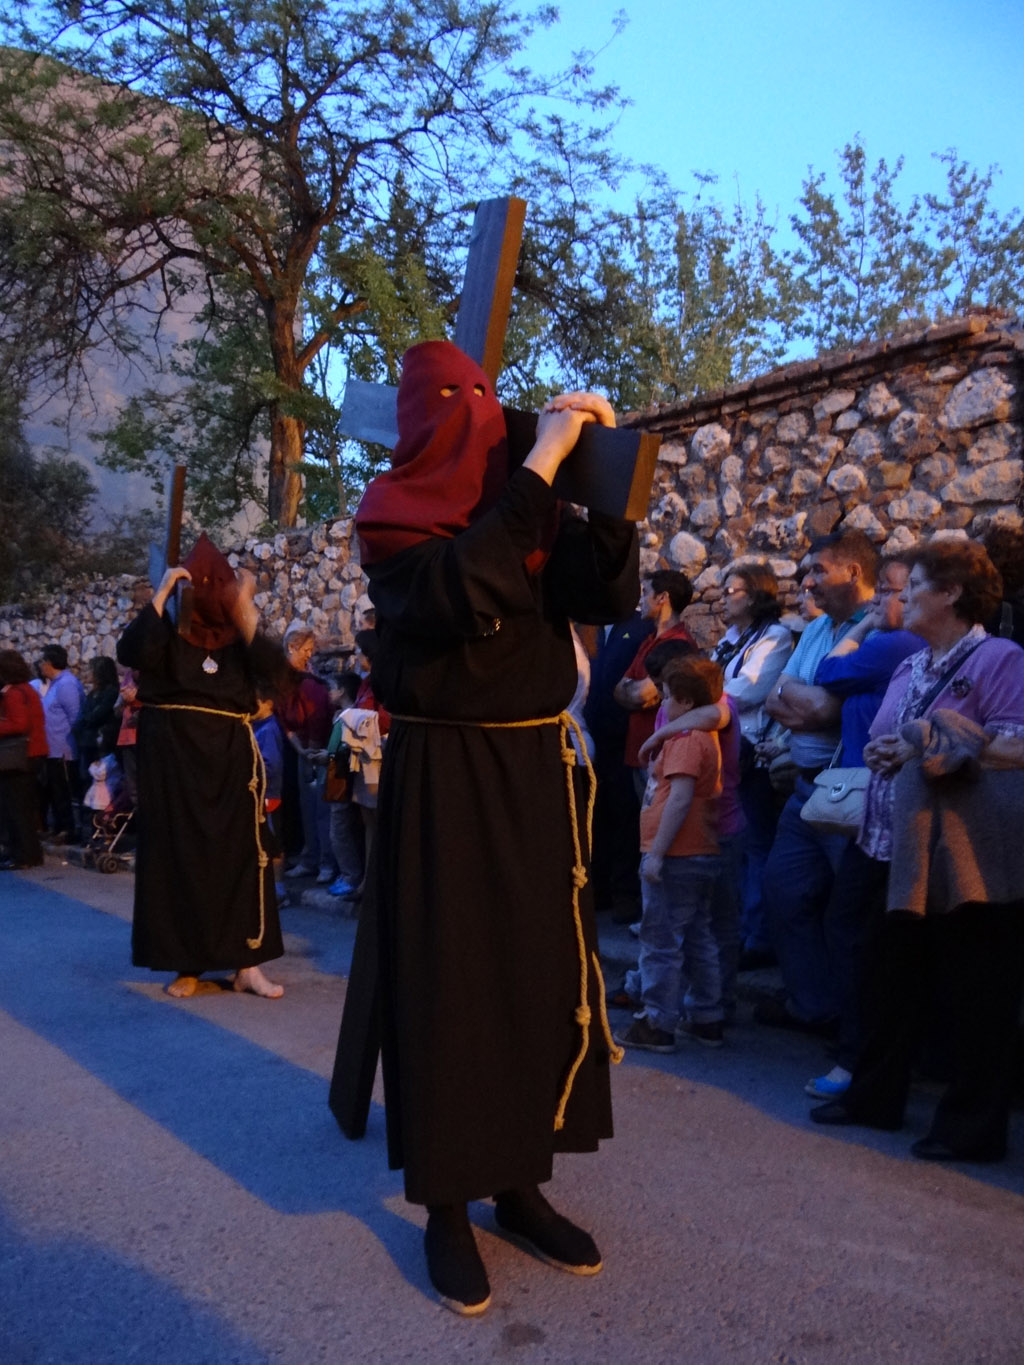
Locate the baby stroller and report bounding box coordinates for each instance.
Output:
[86,785,135,874]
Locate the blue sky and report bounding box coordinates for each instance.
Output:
[527,0,1024,234]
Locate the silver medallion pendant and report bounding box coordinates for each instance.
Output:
[202,655,219,675]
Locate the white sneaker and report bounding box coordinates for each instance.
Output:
[316,866,336,884]
[285,863,315,879]
[805,1066,852,1099]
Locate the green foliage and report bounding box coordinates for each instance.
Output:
[0,0,627,523]
[786,139,1024,352]
[0,392,158,601]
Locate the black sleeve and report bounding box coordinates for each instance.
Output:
[117,603,173,673]
[368,468,558,641]
[542,511,640,625]
[245,632,292,697]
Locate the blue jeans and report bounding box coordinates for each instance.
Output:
[637,854,722,1032]
[761,779,850,1022]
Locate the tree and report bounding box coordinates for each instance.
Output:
[0,390,158,601]
[0,0,623,525]
[785,139,1024,352]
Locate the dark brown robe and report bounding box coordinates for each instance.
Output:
[366,468,639,1204]
[117,604,285,973]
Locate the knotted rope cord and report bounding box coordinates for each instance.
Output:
[143,703,269,949]
[391,709,624,1132]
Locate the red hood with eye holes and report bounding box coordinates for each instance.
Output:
[354,340,510,566]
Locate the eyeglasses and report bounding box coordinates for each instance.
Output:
[723,587,747,597]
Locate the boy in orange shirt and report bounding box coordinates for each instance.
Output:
[614,656,725,1052]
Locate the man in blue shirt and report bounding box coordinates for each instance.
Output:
[755,530,878,1033]
[40,644,85,842]
[800,555,923,1098]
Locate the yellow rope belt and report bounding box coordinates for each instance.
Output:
[143,703,269,950]
[391,709,624,1131]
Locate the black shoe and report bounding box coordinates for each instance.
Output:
[810,1101,903,1132]
[494,1187,602,1275]
[911,1138,1003,1164]
[738,947,778,972]
[424,1207,490,1315]
[679,1018,725,1048]
[809,1101,858,1126]
[613,1014,676,1054]
[753,998,839,1038]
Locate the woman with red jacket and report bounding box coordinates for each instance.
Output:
[0,648,47,869]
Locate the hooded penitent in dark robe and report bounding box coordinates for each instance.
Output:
[351,340,639,1205]
[117,534,285,973]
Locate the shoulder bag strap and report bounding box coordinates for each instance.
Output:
[911,639,986,720]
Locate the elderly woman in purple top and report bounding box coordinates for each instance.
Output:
[811,538,1024,1162]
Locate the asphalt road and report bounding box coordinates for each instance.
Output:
[1,860,1022,1365]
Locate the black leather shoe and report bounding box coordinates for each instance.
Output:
[911,1138,1003,1164]
[810,1101,903,1131]
[809,1101,857,1126]
[738,947,778,972]
[754,998,839,1038]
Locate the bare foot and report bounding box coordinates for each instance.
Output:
[233,965,284,999]
[166,974,199,998]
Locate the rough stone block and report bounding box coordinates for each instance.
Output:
[657,442,688,466]
[667,530,709,575]
[720,455,744,485]
[721,485,744,518]
[834,410,862,432]
[827,464,869,496]
[813,389,857,421]
[847,427,883,462]
[691,423,731,464]
[941,460,1023,505]
[943,369,1014,430]
[761,445,791,476]
[878,461,912,488]
[841,504,887,540]
[861,382,902,420]
[806,501,842,539]
[805,435,843,472]
[883,525,917,556]
[888,490,942,523]
[965,424,1015,466]
[691,499,721,532]
[776,411,810,443]
[790,468,822,496]
[915,454,956,491]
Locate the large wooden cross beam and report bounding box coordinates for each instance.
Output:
[147,464,194,636]
[328,196,660,1142]
[338,196,660,523]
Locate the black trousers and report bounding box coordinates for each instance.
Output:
[45,757,78,839]
[844,902,1024,1158]
[0,758,43,865]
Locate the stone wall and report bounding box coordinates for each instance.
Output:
[1,310,1021,668]
[0,519,371,670]
[625,311,1023,643]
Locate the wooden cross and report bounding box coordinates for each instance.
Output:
[338,196,661,522]
[328,197,660,1142]
[147,464,194,636]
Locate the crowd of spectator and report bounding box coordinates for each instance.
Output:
[601,524,1024,1165]
[2,522,1023,1164]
